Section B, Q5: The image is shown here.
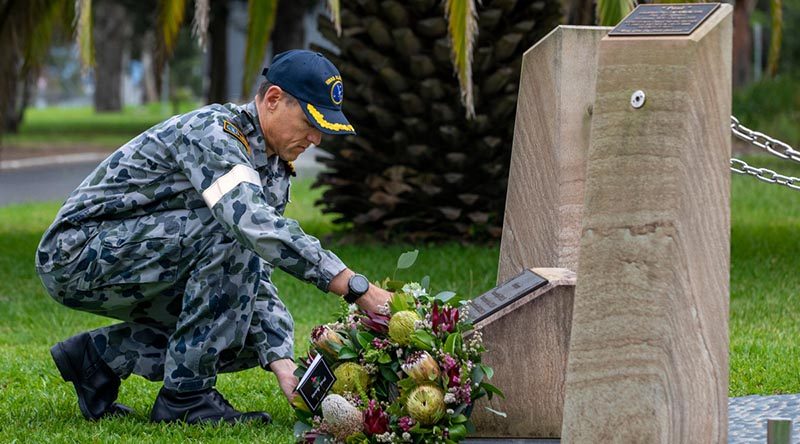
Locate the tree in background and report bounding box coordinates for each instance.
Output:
[0,0,72,134]
[77,0,315,107]
[778,0,799,73]
[93,0,133,111]
[205,0,229,104]
[313,0,562,241]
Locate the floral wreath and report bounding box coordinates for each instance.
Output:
[293,250,504,443]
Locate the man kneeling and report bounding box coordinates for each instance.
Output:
[35,50,390,424]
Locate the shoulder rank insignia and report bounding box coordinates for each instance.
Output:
[223,120,251,156]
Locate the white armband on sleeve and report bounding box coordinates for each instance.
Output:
[202,164,261,208]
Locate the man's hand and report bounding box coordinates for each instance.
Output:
[269,358,299,402]
[329,269,392,313]
[355,284,392,313]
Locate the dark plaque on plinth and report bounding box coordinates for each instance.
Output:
[466,269,548,324]
[609,3,720,36]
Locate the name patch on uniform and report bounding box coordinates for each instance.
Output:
[223,120,251,156]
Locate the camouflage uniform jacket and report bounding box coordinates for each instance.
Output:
[36,100,346,294]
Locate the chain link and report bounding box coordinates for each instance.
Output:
[730,158,800,191]
[731,116,800,163]
[730,116,800,191]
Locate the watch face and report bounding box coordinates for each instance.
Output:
[350,275,370,294]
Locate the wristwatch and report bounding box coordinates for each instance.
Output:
[344,274,370,304]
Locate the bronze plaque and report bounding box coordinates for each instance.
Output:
[609,3,720,36]
[466,269,548,323]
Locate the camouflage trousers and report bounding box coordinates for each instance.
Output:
[36,207,294,392]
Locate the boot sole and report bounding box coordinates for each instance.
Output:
[50,342,95,420]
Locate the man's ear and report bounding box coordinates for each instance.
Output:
[264,85,284,110]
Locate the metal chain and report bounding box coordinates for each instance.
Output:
[730,158,800,191]
[730,116,800,163]
[729,116,800,191]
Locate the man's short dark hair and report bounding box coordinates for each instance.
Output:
[257,80,272,99]
[256,81,298,105]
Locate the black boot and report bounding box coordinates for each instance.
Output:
[50,333,134,420]
[150,386,271,425]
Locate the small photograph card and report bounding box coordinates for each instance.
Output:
[295,354,336,412]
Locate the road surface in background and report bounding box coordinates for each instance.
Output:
[0,147,328,206]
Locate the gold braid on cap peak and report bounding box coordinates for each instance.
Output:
[306,104,354,132]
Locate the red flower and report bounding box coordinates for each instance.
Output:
[302,349,316,367]
[360,310,390,334]
[303,431,321,443]
[363,400,389,435]
[431,303,459,334]
[441,354,461,388]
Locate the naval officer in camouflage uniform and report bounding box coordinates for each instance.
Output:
[35,50,390,424]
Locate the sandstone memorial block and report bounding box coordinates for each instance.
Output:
[561,4,733,443]
[472,4,732,441]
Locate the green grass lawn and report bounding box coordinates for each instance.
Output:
[0,157,798,442]
[3,102,201,149]
[729,155,800,396]
[0,179,499,443]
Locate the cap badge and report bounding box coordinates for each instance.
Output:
[331,81,344,106]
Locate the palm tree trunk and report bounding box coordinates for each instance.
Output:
[141,30,159,103]
[206,0,228,104]
[272,0,309,54]
[733,0,756,88]
[564,0,594,25]
[93,0,131,112]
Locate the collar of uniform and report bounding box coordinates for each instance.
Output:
[263,154,295,181]
[241,101,271,169]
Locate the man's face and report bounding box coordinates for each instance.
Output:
[259,87,323,162]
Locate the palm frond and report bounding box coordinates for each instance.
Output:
[157,0,188,60]
[767,0,783,77]
[596,0,635,26]
[327,0,341,36]
[444,0,479,119]
[192,0,210,51]
[24,0,62,70]
[75,0,93,69]
[242,0,278,97]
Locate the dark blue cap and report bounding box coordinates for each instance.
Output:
[262,50,355,135]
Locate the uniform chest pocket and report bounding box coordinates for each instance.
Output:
[261,172,290,215]
[76,218,185,290]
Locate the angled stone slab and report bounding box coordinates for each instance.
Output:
[485,25,609,438]
[498,25,610,278]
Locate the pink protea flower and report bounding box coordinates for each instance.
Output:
[363,400,389,435]
[360,310,390,334]
[431,303,459,334]
[401,351,441,382]
[311,325,344,356]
